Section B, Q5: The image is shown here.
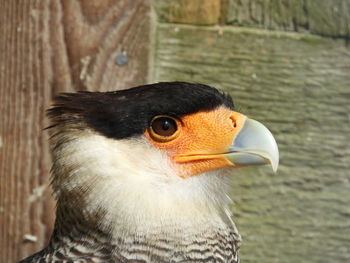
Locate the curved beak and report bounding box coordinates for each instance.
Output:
[225,118,279,172]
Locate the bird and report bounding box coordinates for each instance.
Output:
[19,82,279,263]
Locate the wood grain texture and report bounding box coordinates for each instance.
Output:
[226,0,350,39]
[0,0,151,262]
[153,0,222,25]
[154,23,350,263]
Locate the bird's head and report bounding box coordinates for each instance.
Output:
[48,82,278,232]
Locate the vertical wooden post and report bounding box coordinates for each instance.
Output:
[0,1,152,261]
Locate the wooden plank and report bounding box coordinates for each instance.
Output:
[153,0,222,25]
[0,0,151,262]
[153,0,350,39]
[154,23,350,263]
[226,0,350,38]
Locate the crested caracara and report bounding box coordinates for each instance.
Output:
[19,82,278,263]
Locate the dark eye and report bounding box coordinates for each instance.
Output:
[151,116,178,137]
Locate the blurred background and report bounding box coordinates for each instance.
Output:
[0,1,349,262]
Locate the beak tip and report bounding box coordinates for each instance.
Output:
[269,142,279,173]
[271,160,279,173]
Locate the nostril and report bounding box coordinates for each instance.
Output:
[230,115,237,128]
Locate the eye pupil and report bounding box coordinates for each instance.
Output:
[151,116,178,137]
[162,121,170,131]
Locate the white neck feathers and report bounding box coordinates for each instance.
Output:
[51,130,236,237]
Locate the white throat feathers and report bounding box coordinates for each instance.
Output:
[51,128,238,238]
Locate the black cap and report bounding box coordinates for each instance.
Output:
[48,82,234,139]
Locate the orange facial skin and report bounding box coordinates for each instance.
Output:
[144,108,247,178]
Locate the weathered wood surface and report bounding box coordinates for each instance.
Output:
[154,0,350,39]
[0,0,151,262]
[226,0,350,38]
[153,0,222,25]
[154,23,350,263]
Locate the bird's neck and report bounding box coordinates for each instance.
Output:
[50,198,241,262]
[49,173,242,261]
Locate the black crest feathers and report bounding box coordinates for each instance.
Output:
[47,82,234,139]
